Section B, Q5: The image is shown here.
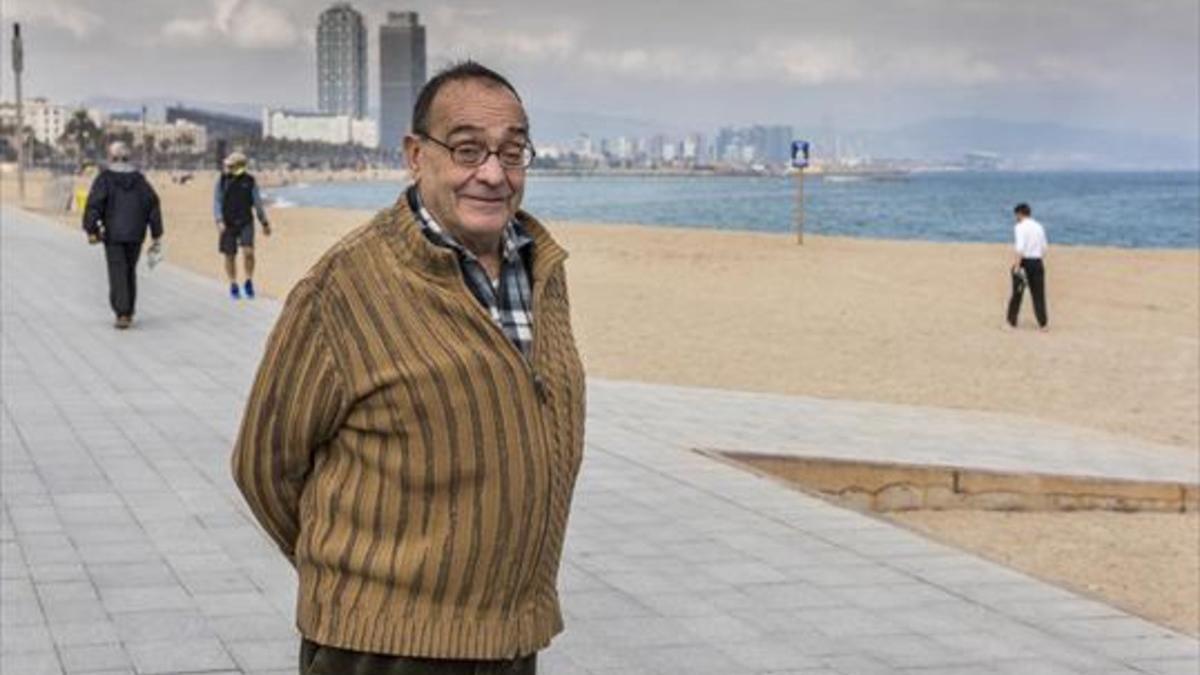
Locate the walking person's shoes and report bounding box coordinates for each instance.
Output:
[243,279,255,299]
[114,316,132,330]
[230,282,241,300]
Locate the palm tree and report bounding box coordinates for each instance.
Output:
[60,109,103,163]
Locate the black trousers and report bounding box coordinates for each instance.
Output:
[300,639,536,675]
[1007,257,1047,328]
[104,242,142,318]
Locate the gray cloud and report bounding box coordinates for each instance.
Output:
[1,0,1196,140]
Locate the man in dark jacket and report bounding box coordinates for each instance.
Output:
[213,151,270,299]
[83,141,164,329]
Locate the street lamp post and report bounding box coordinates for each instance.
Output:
[12,23,25,202]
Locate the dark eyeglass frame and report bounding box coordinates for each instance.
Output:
[419,134,537,169]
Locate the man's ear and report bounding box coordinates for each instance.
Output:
[403,134,423,180]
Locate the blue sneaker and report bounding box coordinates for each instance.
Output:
[230,283,241,300]
[243,279,255,299]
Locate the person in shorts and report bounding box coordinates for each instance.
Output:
[213,151,270,299]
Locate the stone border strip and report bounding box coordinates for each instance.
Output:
[701,449,1200,513]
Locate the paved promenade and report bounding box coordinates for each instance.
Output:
[3,207,1197,674]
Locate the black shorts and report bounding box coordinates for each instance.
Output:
[219,223,254,255]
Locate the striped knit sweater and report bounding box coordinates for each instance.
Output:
[231,196,587,659]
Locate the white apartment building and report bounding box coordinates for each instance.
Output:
[2,99,111,148]
[106,118,208,154]
[262,108,378,148]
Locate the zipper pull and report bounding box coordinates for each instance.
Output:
[533,374,548,403]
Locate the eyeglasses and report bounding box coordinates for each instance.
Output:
[420,134,536,169]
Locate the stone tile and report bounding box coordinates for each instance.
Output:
[1,583,46,626]
[86,561,176,589]
[0,651,62,675]
[1128,658,1200,675]
[125,638,235,674]
[208,613,296,644]
[225,638,298,672]
[801,606,909,638]
[627,644,745,674]
[28,562,89,584]
[586,617,698,649]
[677,614,763,643]
[193,590,279,617]
[59,643,130,673]
[562,588,655,620]
[989,660,1088,675]
[100,585,195,614]
[1,621,55,653]
[817,654,895,675]
[634,592,723,618]
[112,610,216,643]
[1090,635,1200,661]
[701,560,788,585]
[48,619,121,648]
[716,639,824,671]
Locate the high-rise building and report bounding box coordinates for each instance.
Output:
[317,4,367,118]
[379,11,426,151]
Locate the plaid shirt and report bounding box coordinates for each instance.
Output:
[407,186,535,358]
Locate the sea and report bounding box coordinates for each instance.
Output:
[267,171,1200,249]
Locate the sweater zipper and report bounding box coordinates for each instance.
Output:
[449,261,559,612]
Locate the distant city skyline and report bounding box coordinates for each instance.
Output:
[2,0,1197,150]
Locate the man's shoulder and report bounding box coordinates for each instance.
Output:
[302,205,409,288]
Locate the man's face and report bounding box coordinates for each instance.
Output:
[404,79,529,247]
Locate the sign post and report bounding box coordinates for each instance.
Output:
[791,140,810,245]
[12,23,25,202]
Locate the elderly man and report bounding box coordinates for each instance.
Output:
[232,61,585,675]
[214,151,270,299]
[82,141,163,329]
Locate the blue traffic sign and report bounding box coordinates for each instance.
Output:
[791,140,810,169]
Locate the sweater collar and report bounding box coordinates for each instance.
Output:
[382,184,567,287]
[404,185,533,266]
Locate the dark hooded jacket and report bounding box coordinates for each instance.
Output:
[82,165,164,243]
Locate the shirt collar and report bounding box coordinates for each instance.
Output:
[406,184,531,264]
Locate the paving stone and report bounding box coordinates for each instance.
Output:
[0,650,63,675]
[208,613,297,644]
[225,637,298,672]
[125,638,235,674]
[112,610,216,643]
[59,643,130,673]
[627,644,745,674]
[48,619,121,648]
[99,585,194,614]
[1,621,55,652]
[1128,658,1200,675]
[562,588,655,620]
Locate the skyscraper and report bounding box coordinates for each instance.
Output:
[317,4,367,118]
[379,11,426,151]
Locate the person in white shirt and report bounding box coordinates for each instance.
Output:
[1006,202,1049,330]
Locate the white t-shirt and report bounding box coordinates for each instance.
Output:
[1014,217,1047,259]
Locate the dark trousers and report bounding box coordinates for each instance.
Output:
[300,639,537,675]
[1007,257,1047,328]
[104,242,142,318]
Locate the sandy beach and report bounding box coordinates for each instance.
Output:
[104,171,1200,451]
[8,169,1199,634]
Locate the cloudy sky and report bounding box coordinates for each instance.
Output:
[2,0,1197,140]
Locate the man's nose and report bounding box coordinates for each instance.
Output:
[473,152,506,185]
